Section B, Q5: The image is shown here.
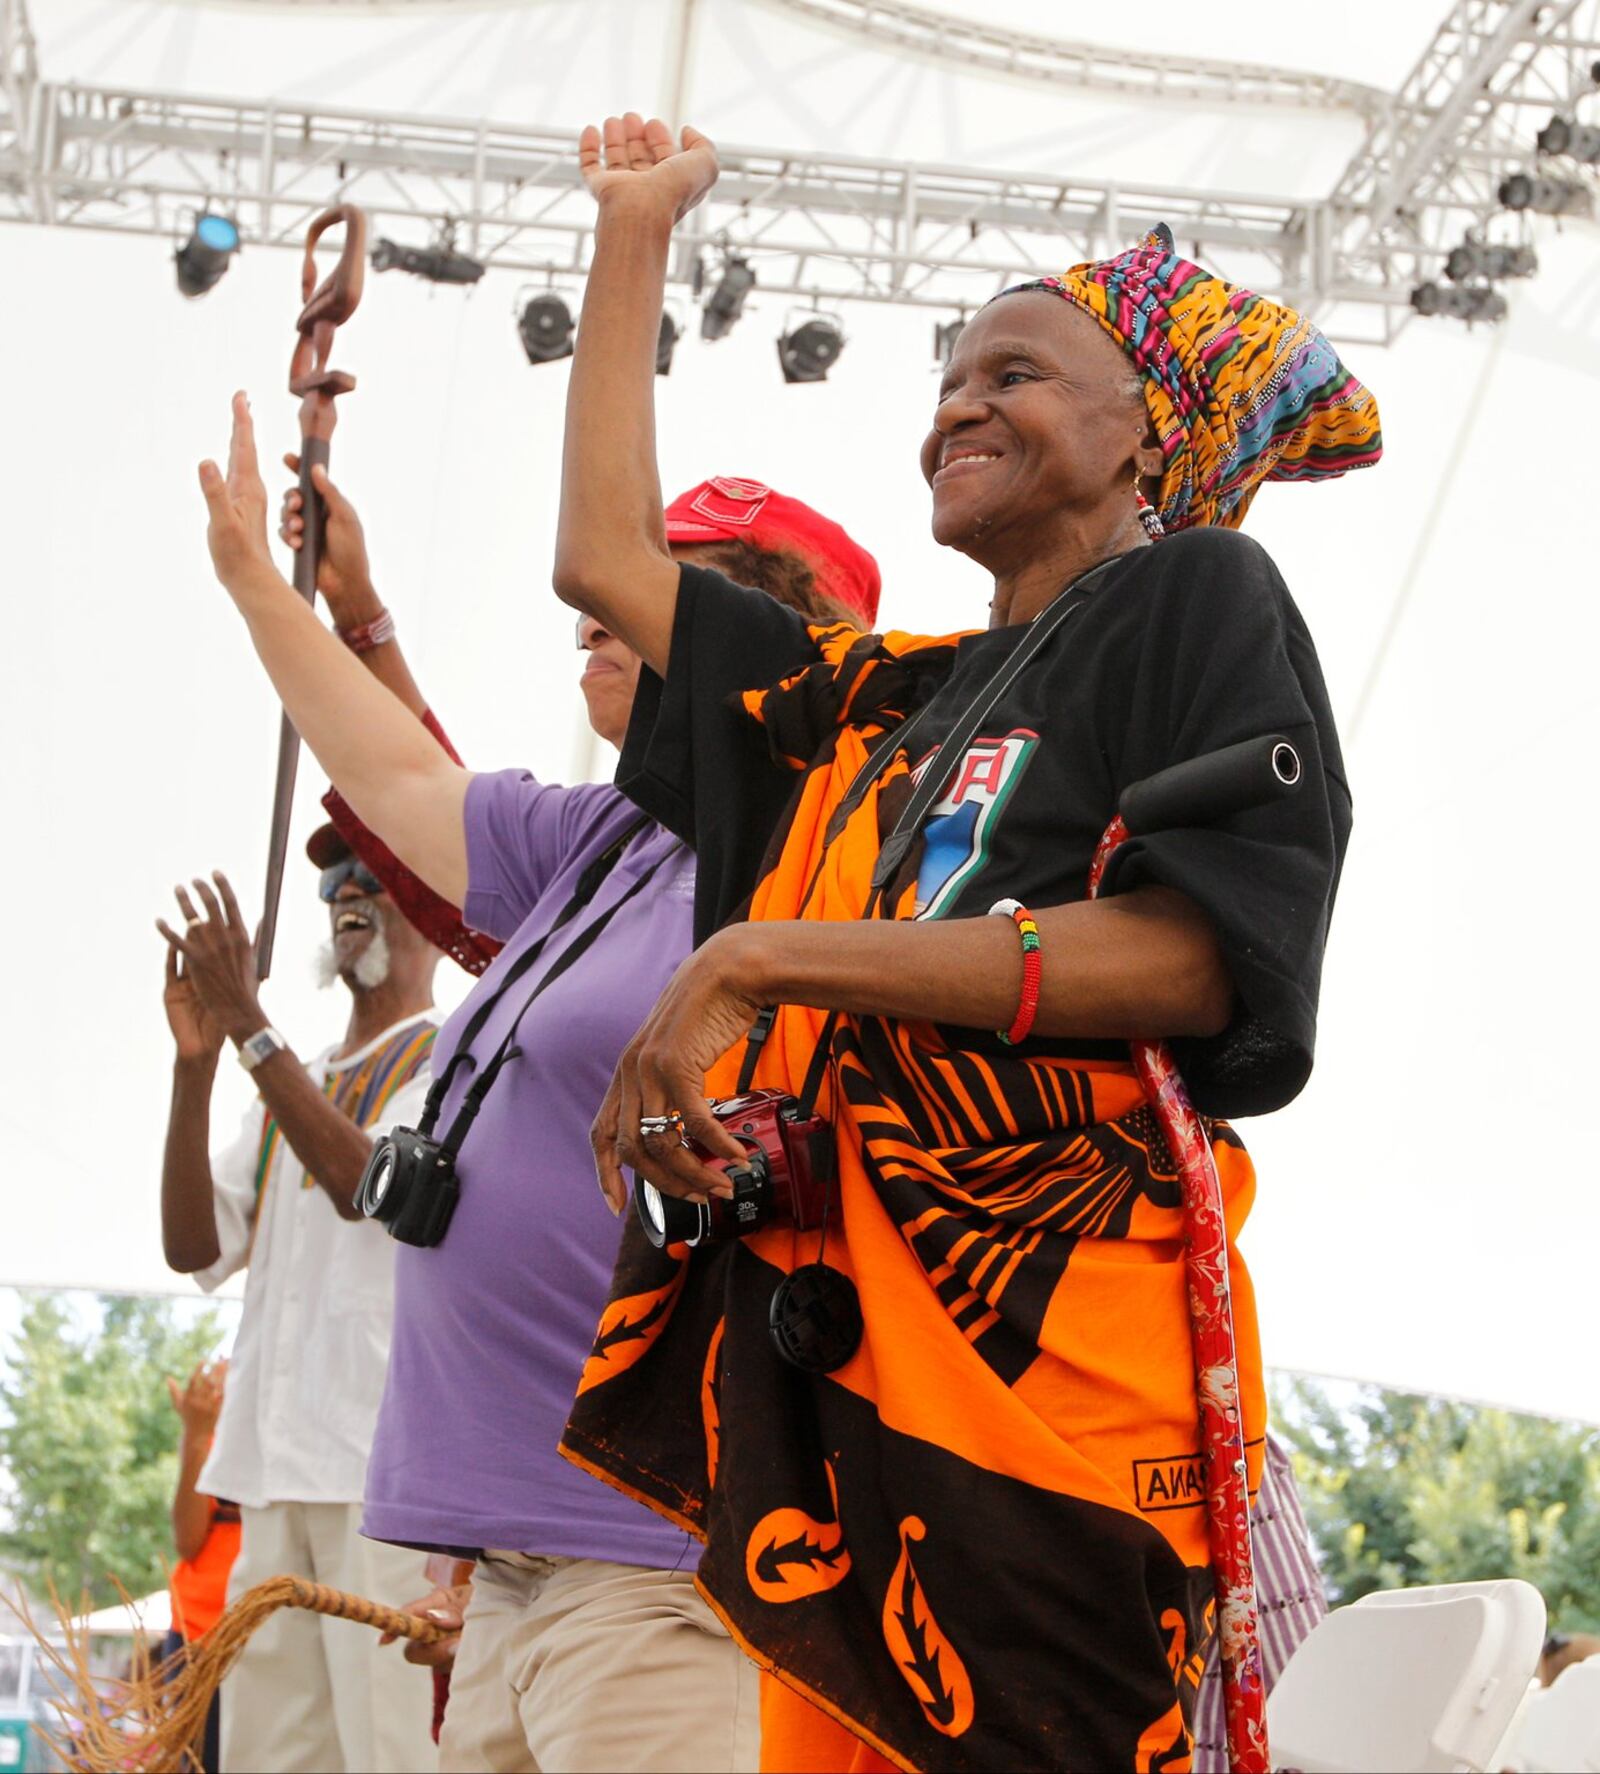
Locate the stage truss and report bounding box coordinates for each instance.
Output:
[1,0,1597,342]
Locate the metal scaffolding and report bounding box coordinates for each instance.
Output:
[0,0,1596,341]
[761,0,1391,115]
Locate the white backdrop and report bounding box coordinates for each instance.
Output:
[3,0,1597,1425]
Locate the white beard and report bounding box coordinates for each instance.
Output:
[314,904,393,992]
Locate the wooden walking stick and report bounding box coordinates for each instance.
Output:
[255,204,367,979]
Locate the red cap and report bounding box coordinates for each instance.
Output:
[663,477,880,626]
[305,822,352,868]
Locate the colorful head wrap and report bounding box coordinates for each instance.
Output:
[1001,224,1383,532]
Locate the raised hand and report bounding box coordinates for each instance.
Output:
[166,1358,229,1438]
[577,113,718,225]
[279,453,377,621]
[162,941,225,1066]
[198,392,280,599]
[156,872,268,1047]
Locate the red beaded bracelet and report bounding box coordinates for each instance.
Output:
[338,607,396,654]
[988,898,1043,1045]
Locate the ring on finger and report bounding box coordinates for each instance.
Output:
[638,1111,685,1140]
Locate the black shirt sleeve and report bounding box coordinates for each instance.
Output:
[616,564,823,942]
[1096,527,1352,1117]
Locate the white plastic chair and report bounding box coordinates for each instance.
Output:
[1265,1578,1546,1772]
[1500,1657,1600,1773]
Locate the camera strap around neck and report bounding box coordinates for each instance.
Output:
[753,563,1114,1116]
[417,814,659,1150]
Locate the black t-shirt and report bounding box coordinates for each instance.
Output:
[618,526,1351,1117]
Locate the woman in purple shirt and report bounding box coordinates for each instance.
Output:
[196,397,878,1773]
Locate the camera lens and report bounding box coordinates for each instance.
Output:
[634,1177,711,1249]
[359,1145,398,1221]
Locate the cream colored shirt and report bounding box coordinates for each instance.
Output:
[197,1014,438,1510]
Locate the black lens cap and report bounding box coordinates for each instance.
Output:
[768,1264,863,1374]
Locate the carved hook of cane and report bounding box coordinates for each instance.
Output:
[289,204,368,407]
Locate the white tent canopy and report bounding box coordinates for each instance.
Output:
[2,0,1597,1425]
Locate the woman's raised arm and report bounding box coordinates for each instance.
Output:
[197,393,471,907]
[551,114,719,676]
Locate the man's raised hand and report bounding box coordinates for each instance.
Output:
[162,941,225,1067]
[156,872,268,1048]
[577,114,718,225]
[279,453,376,619]
[198,391,280,600]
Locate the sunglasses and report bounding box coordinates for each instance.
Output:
[318,857,385,903]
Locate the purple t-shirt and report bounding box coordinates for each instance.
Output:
[362,770,697,1567]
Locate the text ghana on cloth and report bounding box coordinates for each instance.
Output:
[1006,222,1383,535]
[252,1018,437,1201]
[562,623,1266,1773]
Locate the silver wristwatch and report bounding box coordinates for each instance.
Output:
[236,1026,289,1073]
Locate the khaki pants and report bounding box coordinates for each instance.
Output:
[438,1553,759,1774]
[221,1501,437,1774]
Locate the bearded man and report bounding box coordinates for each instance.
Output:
[157,830,440,1773]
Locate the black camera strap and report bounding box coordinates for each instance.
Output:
[417,814,655,1144]
[781,561,1118,1117]
[435,851,670,1156]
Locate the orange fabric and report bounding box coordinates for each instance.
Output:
[169,1502,241,1642]
[761,1674,897,1774]
[718,675,1265,1552]
[563,619,1266,1769]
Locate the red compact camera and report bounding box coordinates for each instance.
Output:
[634,1089,837,1249]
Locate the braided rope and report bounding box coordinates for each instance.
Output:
[8,1578,445,1772]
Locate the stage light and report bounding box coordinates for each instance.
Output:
[174,213,241,299]
[1536,114,1600,163]
[656,310,681,376]
[1497,172,1589,215]
[371,236,486,284]
[517,292,575,364]
[777,315,845,384]
[1444,240,1537,281]
[700,256,755,341]
[934,318,965,366]
[1410,282,1507,323]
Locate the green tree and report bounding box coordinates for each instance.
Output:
[0,1295,221,1608]
[1274,1377,1600,1634]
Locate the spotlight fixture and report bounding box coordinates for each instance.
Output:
[1444,241,1538,281]
[516,291,575,364]
[174,212,241,299]
[700,256,755,341]
[1410,282,1507,323]
[371,234,486,285]
[1536,114,1600,162]
[933,317,966,366]
[656,310,681,376]
[777,314,845,384]
[1497,173,1589,216]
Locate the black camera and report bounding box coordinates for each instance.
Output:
[634,1089,836,1250]
[357,1126,461,1248]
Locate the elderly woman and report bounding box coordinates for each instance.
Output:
[551,118,1380,1774]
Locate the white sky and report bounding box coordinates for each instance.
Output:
[3,0,1598,1425]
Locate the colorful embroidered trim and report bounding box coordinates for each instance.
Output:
[252,1018,437,1201]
